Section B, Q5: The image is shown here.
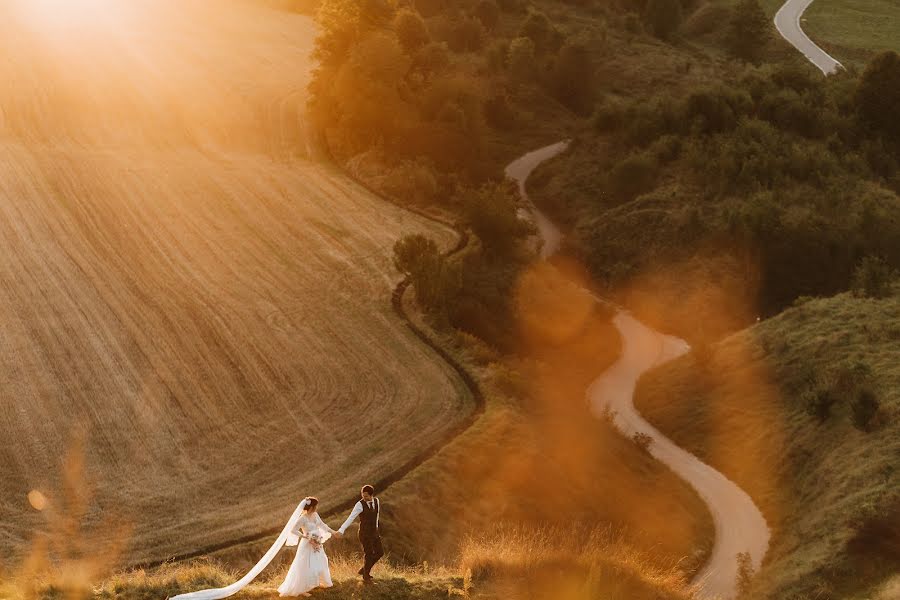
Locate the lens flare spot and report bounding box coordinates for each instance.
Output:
[28,490,48,511]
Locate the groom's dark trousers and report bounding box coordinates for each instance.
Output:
[358,498,384,577]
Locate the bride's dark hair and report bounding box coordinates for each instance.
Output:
[303,497,319,512]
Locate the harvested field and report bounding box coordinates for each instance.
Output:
[0,0,468,567]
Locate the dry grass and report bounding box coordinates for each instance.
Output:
[459,526,696,600]
[0,0,470,569]
[4,527,696,600]
[635,288,900,598]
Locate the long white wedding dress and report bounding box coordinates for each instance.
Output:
[277,513,335,596]
[170,498,328,600]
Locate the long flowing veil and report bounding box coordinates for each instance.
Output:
[169,498,310,600]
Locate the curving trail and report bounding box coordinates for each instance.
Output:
[774,0,844,75]
[506,142,771,600]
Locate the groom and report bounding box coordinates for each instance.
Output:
[338,484,384,583]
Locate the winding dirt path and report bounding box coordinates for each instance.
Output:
[506,142,771,600]
[774,0,844,75]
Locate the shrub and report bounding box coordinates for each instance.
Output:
[632,432,653,453]
[412,41,451,78]
[728,0,769,63]
[803,388,837,423]
[381,159,440,204]
[851,389,880,432]
[394,234,440,277]
[507,36,536,81]
[856,51,900,142]
[852,256,894,298]
[394,234,461,313]
[473,0,501,31]
[485,39,509,73]
[449,16,487,52]
[624,13,643,35]
[683,86,751,134]
[549,41,594,115]
[593,98,627,132]
[642,0,682,40]
[735,551,755,595]
[608,152,658,202]
[484,92,518,129]
[461,182,534,257]
[518,9,560,53]
[394,8,430,54]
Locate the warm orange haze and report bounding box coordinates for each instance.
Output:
[1,0,898,599]
[0,0,467,567]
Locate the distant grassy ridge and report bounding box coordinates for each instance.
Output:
[634,288,900,599]
[759,0,900,66]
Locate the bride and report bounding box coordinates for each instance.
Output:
[170,497,339,600]
[278,497,336,597]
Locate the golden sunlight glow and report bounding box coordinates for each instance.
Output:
[15,0,110,23]
[27,490,48,511]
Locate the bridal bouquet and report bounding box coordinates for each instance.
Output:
[307,533,325,553]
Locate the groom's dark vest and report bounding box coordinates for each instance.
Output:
[359,498,379,538]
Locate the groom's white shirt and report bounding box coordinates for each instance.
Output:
[337,498,379,534]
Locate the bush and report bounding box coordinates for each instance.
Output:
[852,256,894,298]
[803,388,837,423]
[462,182,534,257]
[517,9,560,53]
[632,432,653,453]
[394,8,430,54]
[608,152,658,201]
[411,41,451,78]
[851,389,880,432]
[484,92,518,129]
[728,0,769,63]
[394,234,440,277]
[393,234,461,313]
[549,41,594,115]
[736,551,755,595]
[593,98,627,132]
[507,36,536,81]
[683,86,751,134]
[856,51,900,142]
[642,0,682,40]
[449,16,487,52]
[473,0,501,31]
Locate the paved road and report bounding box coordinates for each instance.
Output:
[507,142,771,600]
[774,0,844,75]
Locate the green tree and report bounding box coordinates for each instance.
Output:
[507,36,536,81]
[393,234,439,277]
[394,8,430,54]
[393,235,460,312]
[411,41,451,78]
[550,41,593,115]
[518,10,558,53]
[642,0,682,40]
[851,255,895,298]
[608,153,658,201]
[728,0,770,63]
[462,183,534,257]
[856,51,900,142]
[474,0,501,31]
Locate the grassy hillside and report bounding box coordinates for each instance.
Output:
[759,0,900,67]
[8,531,697,600]
[528,18,900,343]
[0,0,472,567]
[634,287,900,599]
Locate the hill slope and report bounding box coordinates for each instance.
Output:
[634,289,900,599]
[0,0,469,567]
